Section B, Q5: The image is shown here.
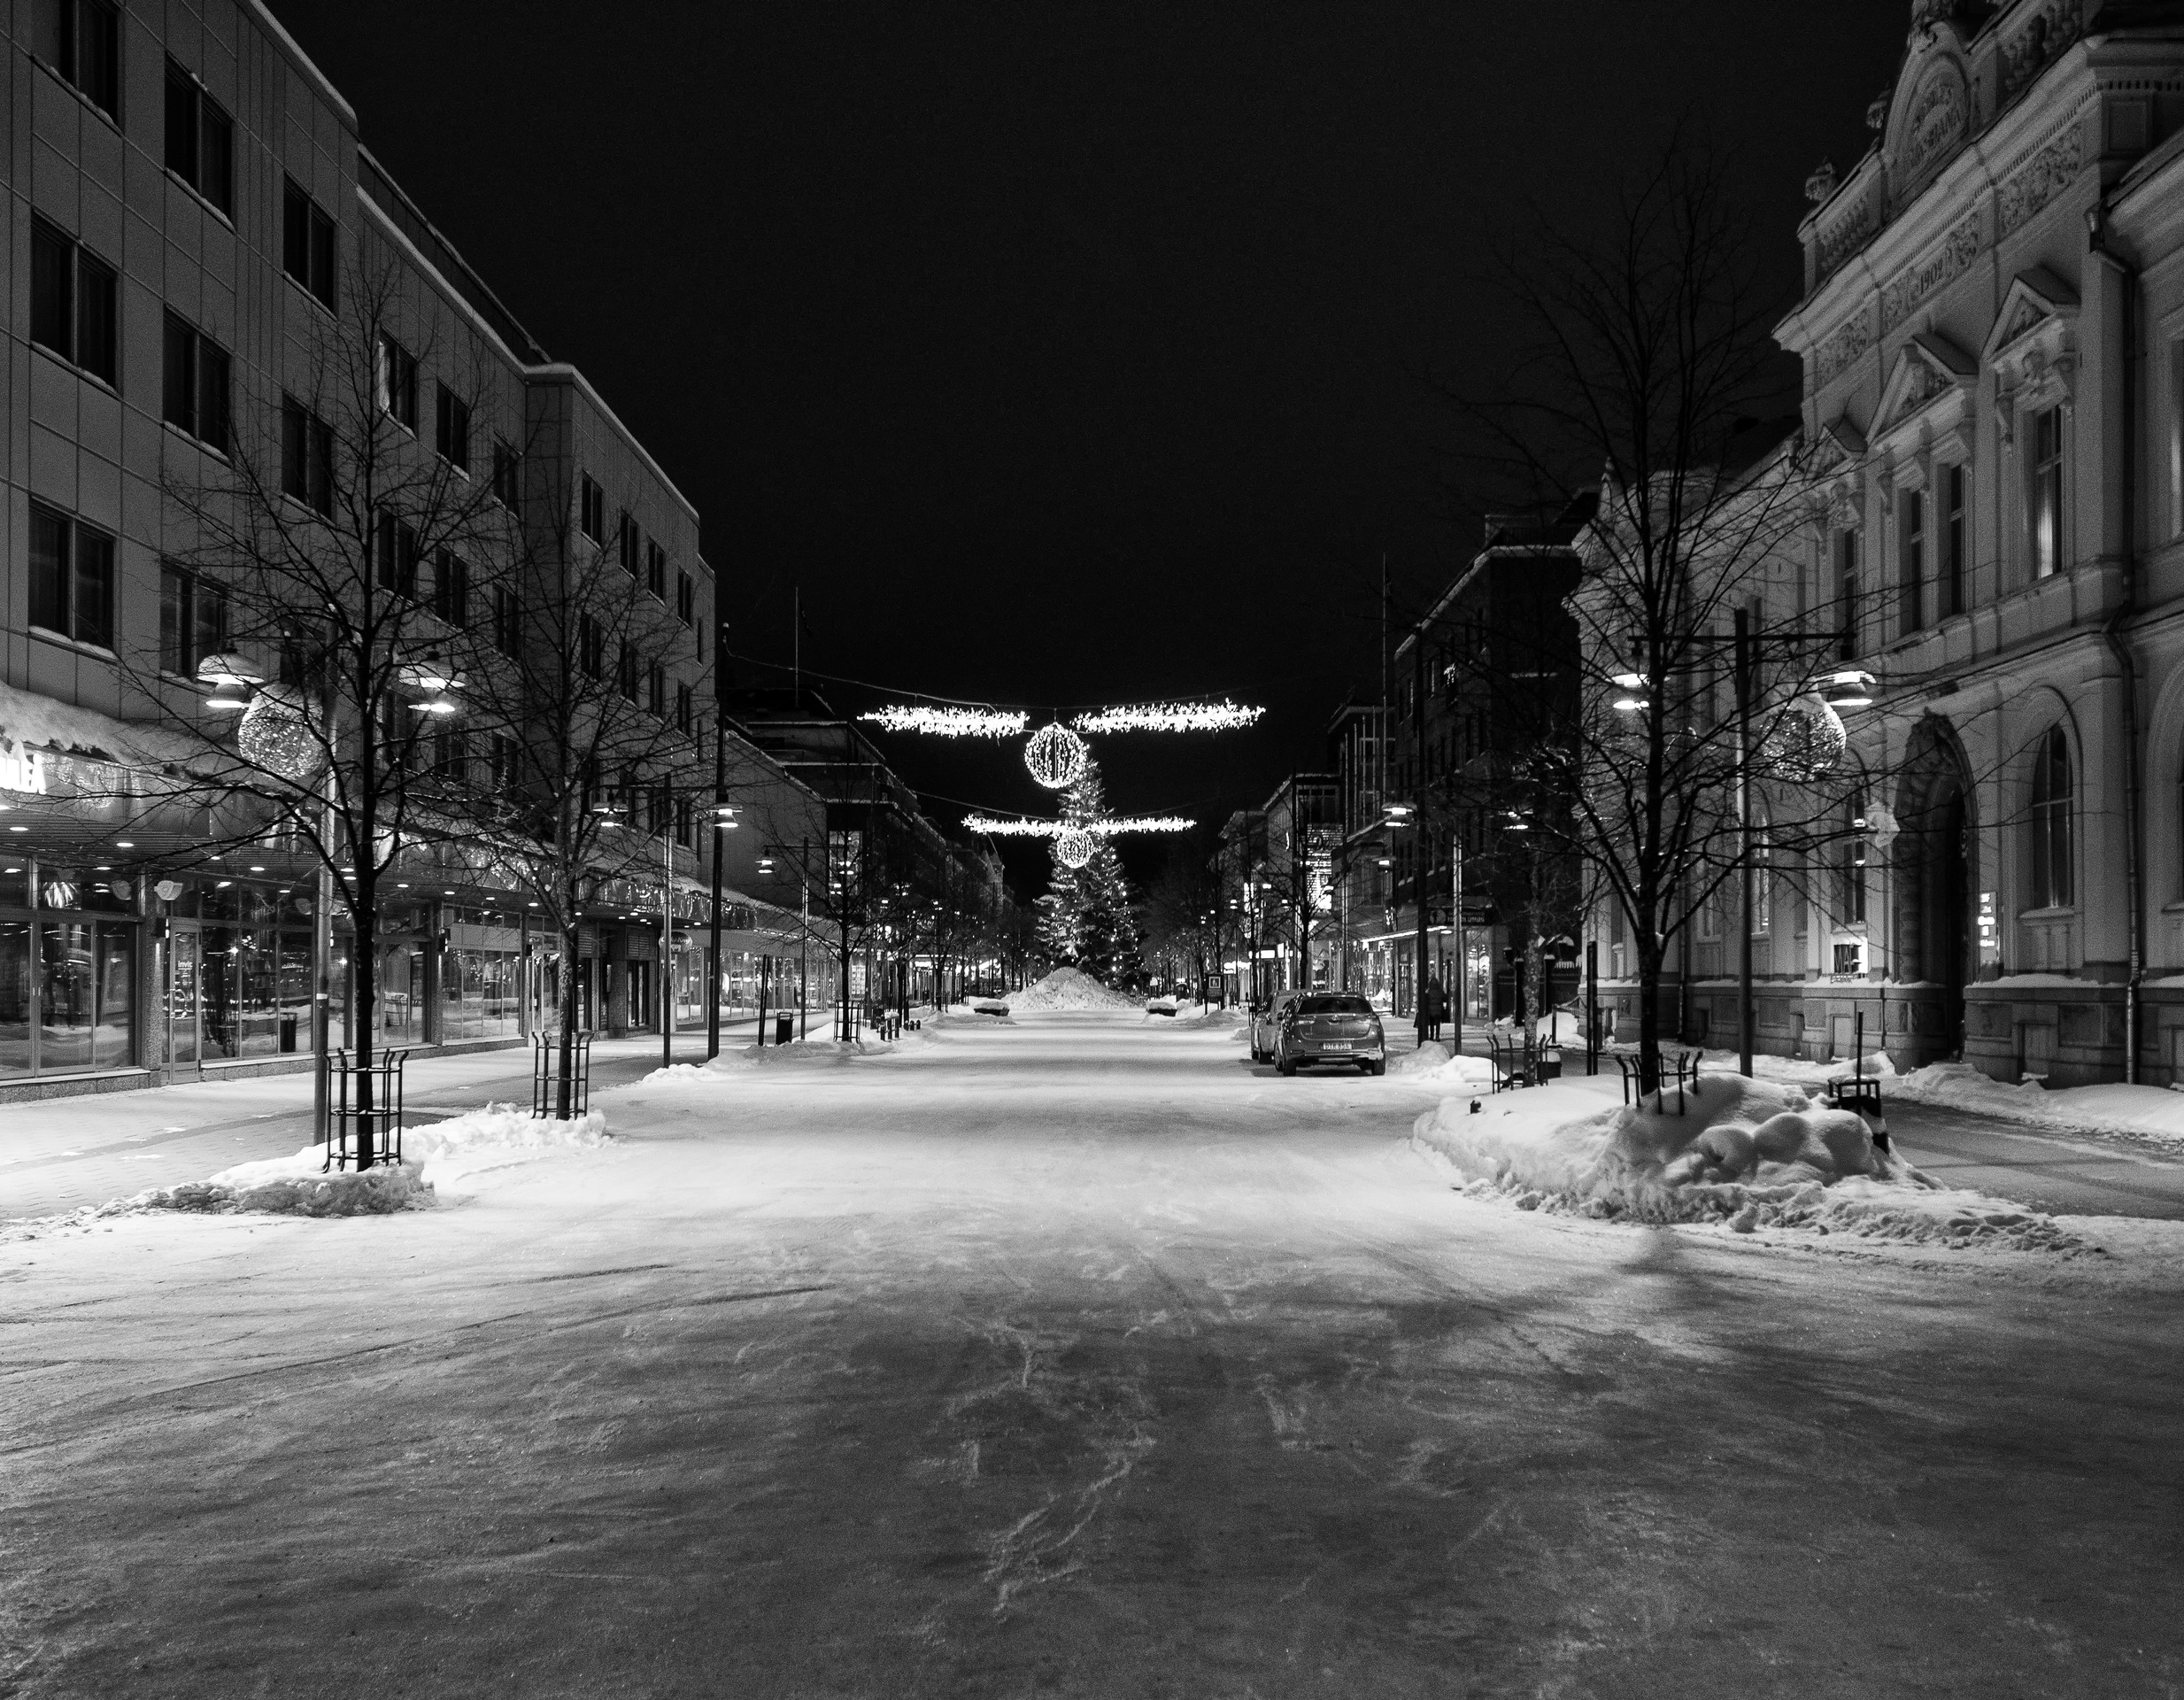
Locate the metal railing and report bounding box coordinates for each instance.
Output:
[533,1031,593,1120]
[324,1048,408,1171]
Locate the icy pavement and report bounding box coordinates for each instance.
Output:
[4,1015,2182,1697]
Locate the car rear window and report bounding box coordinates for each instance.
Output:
[1296,995,1373,1016]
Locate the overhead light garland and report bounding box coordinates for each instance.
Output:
[860,706,1028,738]
[965,814,1192,837]
[1069,700,1263,735]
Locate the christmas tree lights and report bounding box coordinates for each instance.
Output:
[1053,825,1096,869]
[860,706,1028,737]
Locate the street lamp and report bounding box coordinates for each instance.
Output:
[197,653,264,711]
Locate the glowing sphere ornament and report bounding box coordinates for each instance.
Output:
[1053,825,1096,869]
[236,685,323,783]
[1757,694,1848,782]
[1024,722,1088,790]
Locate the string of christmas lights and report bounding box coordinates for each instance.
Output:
[860,706,1029,737]
[963,814,1195,837]
[1069,700,1263,734]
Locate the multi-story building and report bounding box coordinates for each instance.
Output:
[1765,0,2184,1084]
[1,0,724,1093]
[1383,509,1586,1029]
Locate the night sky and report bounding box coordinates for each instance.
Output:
[277,1,1910,892]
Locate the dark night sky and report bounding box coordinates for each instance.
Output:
[275,1,1910,892]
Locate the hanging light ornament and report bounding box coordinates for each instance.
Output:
[1756,694,1848,782]
[236,685,323,784]
[1023,722,1088,790]
[1053,825,1096,869]
[860,706,1027,737]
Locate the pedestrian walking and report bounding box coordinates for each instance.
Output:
[1422,979,1446,1044]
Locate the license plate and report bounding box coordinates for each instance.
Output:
[1321,1040,1351,1051]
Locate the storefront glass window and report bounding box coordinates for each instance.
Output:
[0,921,29,1075]
[38,921,96,1071]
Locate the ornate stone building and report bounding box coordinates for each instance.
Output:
[1770,0,2184,1083]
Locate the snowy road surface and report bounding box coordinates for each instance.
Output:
[5,1013,2182,1697]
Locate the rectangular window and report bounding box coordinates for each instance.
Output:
[648,662,667,718]
[164,58,233,214]
[37,0,120,118]
[434,550,469,627]
[1841,795,1868,925]
[493,585,521,658]
[618,513,639,576]
[580,475,605,543]
[162,313,230,452]
[159,564,228,676]
[579,613,603,680]
[675,682,693,735]
[282,396,334,514]
[1899,487,1925,636]
[282,178,337,308]
[1942,464,1967,618]
[28,504,114,648]
[492,441,519,506]
[30,219,115,383]
[490,734,518,791]
[646,539,667,599]
[2030,405,2064,579]
[618,641,639,703]
[675,569,694,627]
[1836,529,1861,662]
[675,796,695,850]
[436,385,470,471]
[375,513,419,599]
[432,729,469,784]
[374,334,418,430]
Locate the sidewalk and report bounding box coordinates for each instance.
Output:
[0,1020,781,1223]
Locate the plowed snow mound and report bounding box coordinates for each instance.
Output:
[1389,1041,1495,1089]
[1413,1074,2089,1253]
[1009,968,1138,1012]
[76,1105,611,1222]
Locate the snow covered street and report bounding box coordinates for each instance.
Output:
[6,1013,2183,1697]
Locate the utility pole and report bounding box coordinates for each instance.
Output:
[1412,621,1429,1050]
[707,619,727,1060]
[1735,605,1755,1078]
[660,814,675,1074]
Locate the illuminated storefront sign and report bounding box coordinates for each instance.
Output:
[0,747,48,795]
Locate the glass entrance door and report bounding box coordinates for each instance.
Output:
[168,924,202,1069]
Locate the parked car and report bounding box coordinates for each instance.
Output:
[1248,990,1305,1062]
[1271,993,1387,1077]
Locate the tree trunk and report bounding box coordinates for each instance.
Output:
[351,879,378,1166]
[558,894,582,1120]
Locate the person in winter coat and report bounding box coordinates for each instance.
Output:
[1421,978,1447,1043]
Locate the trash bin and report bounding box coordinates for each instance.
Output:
[776,1012,795,1046]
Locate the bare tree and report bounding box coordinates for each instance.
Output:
[1448,141,1876,1086]
[135,252,517,1161]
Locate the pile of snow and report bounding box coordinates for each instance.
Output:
[1413,1073,2086,1253]
[1008,968,1139,1013]
[85,1104,611,1220]
[1891,1063,2184,1148]
[1388,1041,1495,1090]
[1174,1003,1244,1030]
[96,1163,436,1220]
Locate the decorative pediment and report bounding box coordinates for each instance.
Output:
[1986,268,2080,442]
[1873,334,1974,436]
[1883,29,1974,207]
[1822,413,1868,460]
[1982,267,2080,363]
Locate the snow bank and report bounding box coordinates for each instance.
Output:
[1412,1075,2087,1253]
[644,1038,899,1083]
[1009,968,1139,1012]
[1888,1063,2184,1148]
[1388,1041,1497,1091]
[81,1104,611,1221]
[95,1163,436,1219]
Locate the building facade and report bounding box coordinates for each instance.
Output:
[1764,0,2184,1084]
[1,0,729,1094]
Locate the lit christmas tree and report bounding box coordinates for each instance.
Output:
[1032,756,1142,985]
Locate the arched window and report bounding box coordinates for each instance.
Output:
[2030,726,2073,908]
